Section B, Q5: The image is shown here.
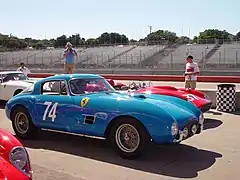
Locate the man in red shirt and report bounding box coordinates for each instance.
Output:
[184,55,200,89]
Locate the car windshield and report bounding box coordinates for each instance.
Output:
[1,73,28,83]
[69,78,115,95]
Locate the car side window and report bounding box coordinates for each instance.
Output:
[41,80,68,96]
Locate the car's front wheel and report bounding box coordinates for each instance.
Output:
[11,106,38,139]
[108,117,150,159]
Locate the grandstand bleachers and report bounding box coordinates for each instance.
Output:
[79,46,134,65]
[207,44,240,65]
[108,45,165,67]
[1,42,240,71]
[160,44,216,64]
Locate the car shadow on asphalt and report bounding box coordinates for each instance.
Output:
[19,131,222,179]
[203,118,223,130]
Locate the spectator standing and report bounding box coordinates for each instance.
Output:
[63,42,77,74]
[184,55,200,89]
[17,62,31,76]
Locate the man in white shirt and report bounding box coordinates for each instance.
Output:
[184,55,200,89]
[17,63,31,76]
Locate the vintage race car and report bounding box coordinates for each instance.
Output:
[106,79,212,113]
[0,71,36,101]
[0,128,32,180]
[5,74,204,159]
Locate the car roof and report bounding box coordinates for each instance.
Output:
[0,71,23,75]
[41,74,103,81]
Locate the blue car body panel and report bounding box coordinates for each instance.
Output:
[5,74,203,144]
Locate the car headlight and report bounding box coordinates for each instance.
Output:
[9,146,32,177]
[171,122,178,136]
[199,112,204,125]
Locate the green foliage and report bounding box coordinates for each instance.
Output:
[234,31,240,41]
[0,28,238,51]
[193,29,233,44]
[145,30,179,44]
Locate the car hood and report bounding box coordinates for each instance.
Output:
[72,92,201,127]
[3,79,35,87]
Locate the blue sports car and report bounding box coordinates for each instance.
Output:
[5,74,204,159]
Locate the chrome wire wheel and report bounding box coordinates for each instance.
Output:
[14,112,29,134]
[115,124,140,153]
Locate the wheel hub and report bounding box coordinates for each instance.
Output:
[14,112,29,134]
[115,124,140,153]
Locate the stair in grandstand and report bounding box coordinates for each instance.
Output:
[200,43,221,66]
[106,45,137,64]
[140,40,183,67]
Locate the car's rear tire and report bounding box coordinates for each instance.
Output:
[13,89,23,96]
[108,117,150,159]
[11,106,38,139]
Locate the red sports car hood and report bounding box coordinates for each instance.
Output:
[136,86,211,108]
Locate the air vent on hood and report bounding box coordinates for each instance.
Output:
[131,94,146,99]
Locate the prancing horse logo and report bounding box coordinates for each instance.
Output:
[80,97,89,107]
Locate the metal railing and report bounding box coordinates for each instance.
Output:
[0,44,240,71]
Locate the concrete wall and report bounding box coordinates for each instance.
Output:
[4,68,240,76]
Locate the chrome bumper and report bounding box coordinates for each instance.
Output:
[173,121,203,143]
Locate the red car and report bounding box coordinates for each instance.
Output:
[0,128,32,180]
[106,79,212,113]
[106,79,126,90]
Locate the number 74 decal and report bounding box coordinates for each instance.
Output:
[43,101,58,122]
[182,94,199,101]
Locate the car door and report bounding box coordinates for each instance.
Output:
[34,80,74,132]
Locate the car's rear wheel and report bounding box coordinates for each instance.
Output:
[108,117,150,159]
[11,106,38,139]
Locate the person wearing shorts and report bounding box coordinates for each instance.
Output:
[184,55,200,89]
[63,42,77,74]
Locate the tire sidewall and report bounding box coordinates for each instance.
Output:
[109,117,150,159]
[11,107,36,139]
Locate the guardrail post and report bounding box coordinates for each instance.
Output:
[218,51,221,68]
[236,51,238,67]
[42,51,44,65]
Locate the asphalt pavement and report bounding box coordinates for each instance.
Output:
[0,101,239,180]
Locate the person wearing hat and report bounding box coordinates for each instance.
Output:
[184,55,200,89]
[63,42,77,74]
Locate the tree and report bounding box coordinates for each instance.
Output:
[97,32,129,45]
[145,30,179,44]
[234,31,240,41]
[195,29,231,44]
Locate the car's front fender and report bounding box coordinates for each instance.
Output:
[5,96,37,126]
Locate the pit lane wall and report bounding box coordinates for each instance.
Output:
[28,73,240,110]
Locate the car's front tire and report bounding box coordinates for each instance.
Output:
[108,117,150,159]
[11,106,38,139]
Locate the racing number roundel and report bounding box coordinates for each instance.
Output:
[80,97,89,107]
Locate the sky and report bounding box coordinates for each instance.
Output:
[0,0,239,40]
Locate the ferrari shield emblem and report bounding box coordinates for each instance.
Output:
[80,97,89,107]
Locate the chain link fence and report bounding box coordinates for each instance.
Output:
[0,40,240,71]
